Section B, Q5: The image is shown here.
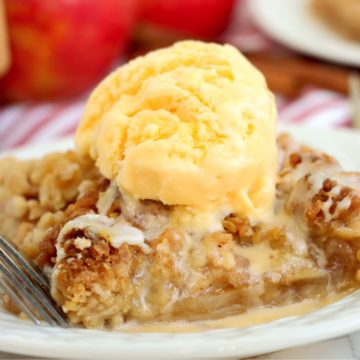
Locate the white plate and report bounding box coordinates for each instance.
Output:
[250,0,360,66]
[1,125,360,359]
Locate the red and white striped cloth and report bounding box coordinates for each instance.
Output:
[0,0,352,151]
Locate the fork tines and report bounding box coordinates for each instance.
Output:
[0,235,68,327]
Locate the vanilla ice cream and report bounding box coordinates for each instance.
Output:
[76,41,277,223]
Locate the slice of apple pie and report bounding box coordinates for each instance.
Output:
[1,134,359,329]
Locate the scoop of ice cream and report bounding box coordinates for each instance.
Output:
[76,41,277,218]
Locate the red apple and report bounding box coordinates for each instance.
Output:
[0,0,137,102]
[136,0,235,44]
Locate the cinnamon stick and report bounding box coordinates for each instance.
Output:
[250,62,302,97]
[247,53,350,96]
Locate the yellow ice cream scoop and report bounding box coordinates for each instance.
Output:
[76,41,277,218]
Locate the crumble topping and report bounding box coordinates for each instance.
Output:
[1,134,360,329]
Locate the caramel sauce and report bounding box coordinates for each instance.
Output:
[123,293,347,333]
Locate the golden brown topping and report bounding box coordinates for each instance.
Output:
[289,153,302,167]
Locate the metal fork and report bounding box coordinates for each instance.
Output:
[0,235,68,327]
[350,72,360,130]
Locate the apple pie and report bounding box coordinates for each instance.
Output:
[312,0,360,42]
[0,133,360,328]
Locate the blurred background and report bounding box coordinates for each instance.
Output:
[0,0,359,150]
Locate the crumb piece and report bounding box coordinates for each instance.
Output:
[74,237,92,250]
[4,195,28,218]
